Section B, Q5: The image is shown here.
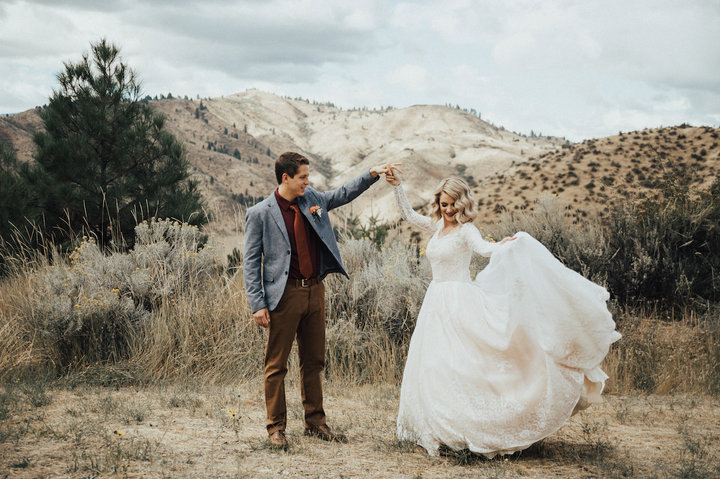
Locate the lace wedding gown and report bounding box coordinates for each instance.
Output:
[393,184,621,457]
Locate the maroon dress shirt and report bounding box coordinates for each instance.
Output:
[274,189,320,279]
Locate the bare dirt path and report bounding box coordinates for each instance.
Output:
[1,380,718,478]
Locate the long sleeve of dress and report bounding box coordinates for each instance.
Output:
[461,223,501,257]
[393,183,436,233]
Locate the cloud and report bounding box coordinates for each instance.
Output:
[387,64,429,93]
[0,0,394,110]
[392,0,720,91]
[130,0,389,77]
[5,0,390,72]
[1,0,718,138]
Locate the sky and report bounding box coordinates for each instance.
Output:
[1,0,719,141]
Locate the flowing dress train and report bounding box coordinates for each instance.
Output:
[393,184,622,457]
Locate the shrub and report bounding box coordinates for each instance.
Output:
[604,168,720,305]
[323,239,431,382]
[326,239,430,339]
[21,219,221,370]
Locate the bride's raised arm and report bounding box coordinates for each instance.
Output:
[392,183,436,233]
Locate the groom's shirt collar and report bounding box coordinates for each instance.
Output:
[274,188,295,211]
[274,189,320,279]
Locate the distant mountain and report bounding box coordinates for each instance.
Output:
[3,91,717,254]
[0,91,559,244]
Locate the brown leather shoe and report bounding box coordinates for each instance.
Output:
[268,430,288,447]
[304,424,347,443]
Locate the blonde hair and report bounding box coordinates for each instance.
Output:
[429,177,478,224]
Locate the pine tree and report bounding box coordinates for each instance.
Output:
[22,39,206,247]
[0,144,35,240]
[0,144,38,273]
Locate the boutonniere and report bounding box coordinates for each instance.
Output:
[310,205,323,218]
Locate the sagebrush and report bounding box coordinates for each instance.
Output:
[1,190,719,395]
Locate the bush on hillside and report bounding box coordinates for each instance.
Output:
[25,218,221,369]
[485,169,720,307]
[603,167,720,305]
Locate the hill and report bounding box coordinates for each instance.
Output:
[2,92,718,252]
[474,125,720,224]
[0,91,561,250]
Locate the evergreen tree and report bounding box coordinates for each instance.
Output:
[0,144,38,273]
[22,39,206,247]
[0,144,35,240]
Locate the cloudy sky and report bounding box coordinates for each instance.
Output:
[1,0,718,141]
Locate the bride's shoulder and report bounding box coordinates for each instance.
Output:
[459,222,480,233]
[458,222,481,239]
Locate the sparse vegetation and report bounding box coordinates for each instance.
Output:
[1,185,720,478]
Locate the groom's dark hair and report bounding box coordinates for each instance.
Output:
[275,152,310,184]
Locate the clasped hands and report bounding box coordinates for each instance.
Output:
[370,163,403,184]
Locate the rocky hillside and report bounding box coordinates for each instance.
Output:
[474,125,720,224]
[3,92,717,253]
[0,91,561,247]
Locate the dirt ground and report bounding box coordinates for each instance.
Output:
[1,379,718,478]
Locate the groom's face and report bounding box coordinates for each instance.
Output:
[285,164,310,199]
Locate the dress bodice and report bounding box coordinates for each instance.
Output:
[393,184,499,284]
[426,229,474,283]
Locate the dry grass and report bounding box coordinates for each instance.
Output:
[2,260,719,477]
[602,306,720,396]
[0,377,718,478]
[1,233,719,394]
[2,219,720,477]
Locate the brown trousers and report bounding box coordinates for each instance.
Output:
[264,280,326,433]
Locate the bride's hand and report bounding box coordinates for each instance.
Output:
[385,163,403,186]
[500,236,516,245]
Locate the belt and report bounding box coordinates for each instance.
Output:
[289,277,321,287]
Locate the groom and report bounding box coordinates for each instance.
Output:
[243,151,393,447]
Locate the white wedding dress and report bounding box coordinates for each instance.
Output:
[393,184,621,457]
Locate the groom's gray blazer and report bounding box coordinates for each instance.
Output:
[243,171,379,313]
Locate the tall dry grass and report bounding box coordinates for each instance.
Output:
[1,201,719,396]
[601,304,720,395]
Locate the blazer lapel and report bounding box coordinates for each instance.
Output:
[267,194,290,245]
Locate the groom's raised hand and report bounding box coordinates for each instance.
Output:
[254,307,271,328]
[370,163,403,179]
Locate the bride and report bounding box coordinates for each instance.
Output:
[386,167,621,458]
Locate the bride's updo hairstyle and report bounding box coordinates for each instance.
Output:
[429,177,478,224]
